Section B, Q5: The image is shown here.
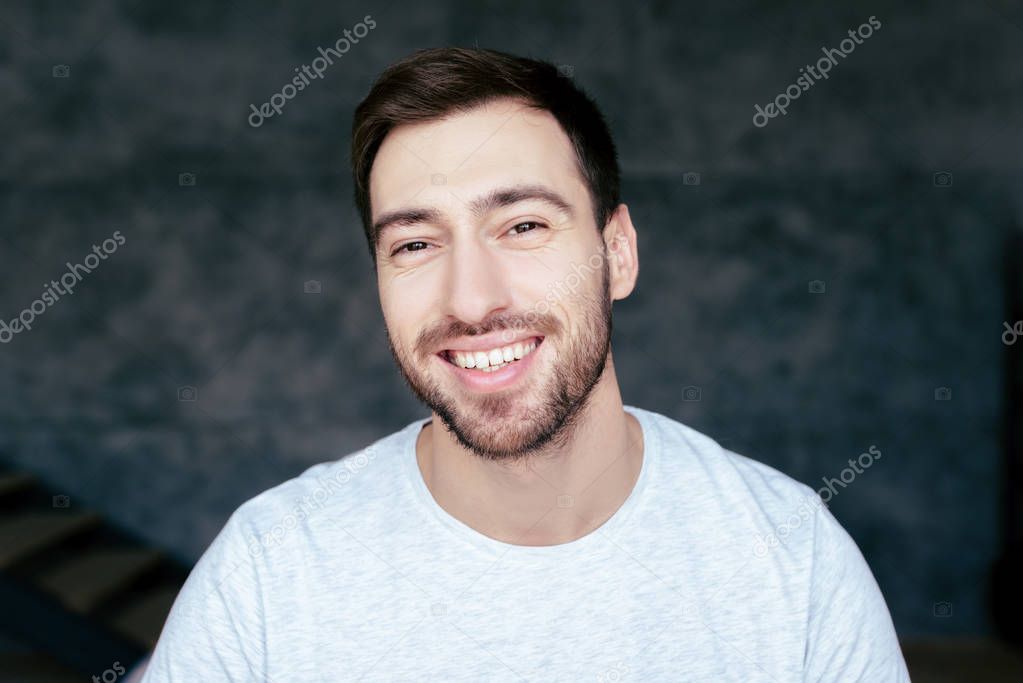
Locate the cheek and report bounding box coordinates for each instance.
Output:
[507,251,569,302]
[515,251,598,318]
[379,278,434,350]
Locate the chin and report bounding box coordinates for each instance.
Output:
[437,374,597,462]
[453,425,547,461]
[432,381,556,460]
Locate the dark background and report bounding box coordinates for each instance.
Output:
[1,0,1020,649]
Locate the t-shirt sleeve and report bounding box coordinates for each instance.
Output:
[140,509,267,682]
[803,500,912,682]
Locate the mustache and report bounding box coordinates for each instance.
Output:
[416,311,564,354]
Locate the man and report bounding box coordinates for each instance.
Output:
[142,47,910,681]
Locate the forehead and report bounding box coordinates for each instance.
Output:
[369,98,584,217]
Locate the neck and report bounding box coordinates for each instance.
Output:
[415,352,644,546]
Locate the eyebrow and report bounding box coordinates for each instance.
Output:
[371,184,575,244]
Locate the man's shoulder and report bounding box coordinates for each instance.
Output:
[634,405,818,511]
[223,418,423,546]
[638,406,856,577]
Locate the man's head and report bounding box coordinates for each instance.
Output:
[351,47,638,461]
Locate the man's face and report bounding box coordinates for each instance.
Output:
[369,98,616,460]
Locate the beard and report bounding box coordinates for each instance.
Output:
[386,262,613,462]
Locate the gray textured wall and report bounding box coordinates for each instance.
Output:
[1,0,1020,639]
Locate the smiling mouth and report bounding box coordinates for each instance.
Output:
[440,336,544,373]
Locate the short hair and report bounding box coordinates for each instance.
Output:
[350,47,621,260]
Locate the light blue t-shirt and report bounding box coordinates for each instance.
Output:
[141,406,910,682]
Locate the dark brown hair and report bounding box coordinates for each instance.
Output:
[350,47,620,260]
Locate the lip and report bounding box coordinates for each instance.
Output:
[436,337,544,393]
[438,331,544,354]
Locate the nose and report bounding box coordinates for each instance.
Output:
[441,235,513,326]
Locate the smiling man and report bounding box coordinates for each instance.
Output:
[142,48,910,682]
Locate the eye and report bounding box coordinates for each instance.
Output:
[392,240,430,256]
[508,221,547,236]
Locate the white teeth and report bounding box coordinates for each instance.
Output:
[448,339,540,370]
[480,362,508,373]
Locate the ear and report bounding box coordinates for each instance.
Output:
[602,204,639,301]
